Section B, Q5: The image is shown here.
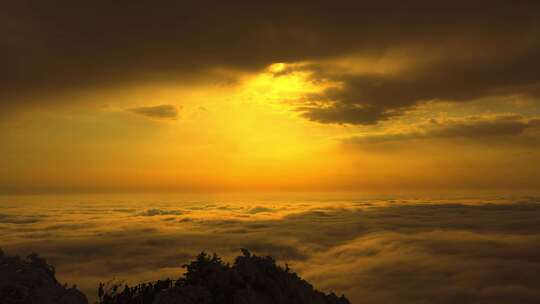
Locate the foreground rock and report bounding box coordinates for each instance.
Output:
[101,249,350,304]
[0,249,88,304]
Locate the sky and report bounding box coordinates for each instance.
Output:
[2,1,540,194]
[2,3,540,304]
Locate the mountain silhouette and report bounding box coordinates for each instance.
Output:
[0,248,350,304]
[0,249,88,304]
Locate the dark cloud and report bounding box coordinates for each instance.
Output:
[1,1,540,117]
[344,115,540,143]
[0,213,41,224]
[42,223,93,230]
[247,206,276,214]
[298,43,540,124]
[300,103,395,125]
[161,217,177,222]
[128,104,179,120]
[138,208,184,216]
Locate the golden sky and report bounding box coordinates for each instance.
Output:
[1,1,540,194]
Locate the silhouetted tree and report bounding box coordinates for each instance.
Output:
[97,249,349,304]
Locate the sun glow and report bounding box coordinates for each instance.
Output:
[0,63,346,193]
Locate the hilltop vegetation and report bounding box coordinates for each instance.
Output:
[0,249,88,304]
[0,249,349,304]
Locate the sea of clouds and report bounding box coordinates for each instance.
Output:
[1,194,540,304]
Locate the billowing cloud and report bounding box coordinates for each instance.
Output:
[128,104,179,120]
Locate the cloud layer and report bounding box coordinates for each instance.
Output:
[128,104,179,120]
[1,195,540,303]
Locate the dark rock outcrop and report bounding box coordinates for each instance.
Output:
[0,249,88,304]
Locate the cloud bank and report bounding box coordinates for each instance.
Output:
[1,196,540,303]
